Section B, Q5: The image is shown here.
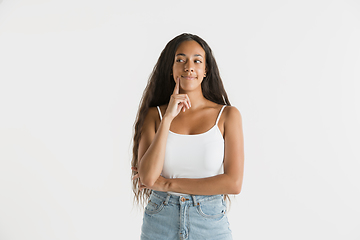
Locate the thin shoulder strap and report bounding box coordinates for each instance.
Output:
[215,105,227,125]
[156,106,162,121]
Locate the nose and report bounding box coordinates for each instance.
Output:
[184,61,194,72]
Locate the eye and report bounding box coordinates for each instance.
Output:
[176,59,184,63]
[195,60,202,63]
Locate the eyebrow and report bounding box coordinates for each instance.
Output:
[176,53,203,58]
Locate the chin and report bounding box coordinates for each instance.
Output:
[181,84,202,91]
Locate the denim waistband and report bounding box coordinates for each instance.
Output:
[150,190,224,207]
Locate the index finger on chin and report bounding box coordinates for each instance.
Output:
[173,77,180,95]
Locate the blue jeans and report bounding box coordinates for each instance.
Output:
[140,190,233,240]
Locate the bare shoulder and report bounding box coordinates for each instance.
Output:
[150,105,167,132]
[145,106,158,120]
[224,105,241,117]
[142,107,159,133]
[223,105,242,127]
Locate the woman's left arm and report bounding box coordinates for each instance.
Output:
[134,106,244,195]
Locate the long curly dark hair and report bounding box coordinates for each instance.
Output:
[131,33,232,207]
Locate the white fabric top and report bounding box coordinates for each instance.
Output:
[156,105,226,195]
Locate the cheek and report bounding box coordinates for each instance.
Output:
[172,65,179,72]
[173,65,183,76]
[172,66,179,80]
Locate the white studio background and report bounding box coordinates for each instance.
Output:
[0,0,359,239]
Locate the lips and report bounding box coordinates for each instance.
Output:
[181,75,197,80]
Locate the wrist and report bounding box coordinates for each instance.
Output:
[161,115,173,129]
[162,114,173,124]
[165,178,173,192]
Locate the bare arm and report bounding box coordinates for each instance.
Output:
[138,112,172,187]
[166,174,240,195]
[137,77,191,187]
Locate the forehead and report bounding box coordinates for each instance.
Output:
[175,40,205,57]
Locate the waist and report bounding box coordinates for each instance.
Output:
[150,190,224,205]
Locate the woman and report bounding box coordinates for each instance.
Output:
[131,33,244,240]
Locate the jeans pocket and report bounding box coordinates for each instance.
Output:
[144,196,165,215]
[196,198,226,219]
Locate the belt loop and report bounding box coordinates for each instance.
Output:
[164,193,171,205]
[191,195,198,207]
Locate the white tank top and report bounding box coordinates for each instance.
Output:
[156,105,226,195]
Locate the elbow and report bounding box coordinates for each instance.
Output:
[231,181,242,195]
[225,174,242,195]
[233,186,242,195]
[141,177,156,188]
[138,169,157,188]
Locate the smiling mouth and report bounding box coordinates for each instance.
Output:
[181,76,197,80]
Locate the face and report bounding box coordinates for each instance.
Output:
[172,40,207,91]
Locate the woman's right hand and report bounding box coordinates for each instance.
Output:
[163,77,191,120]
